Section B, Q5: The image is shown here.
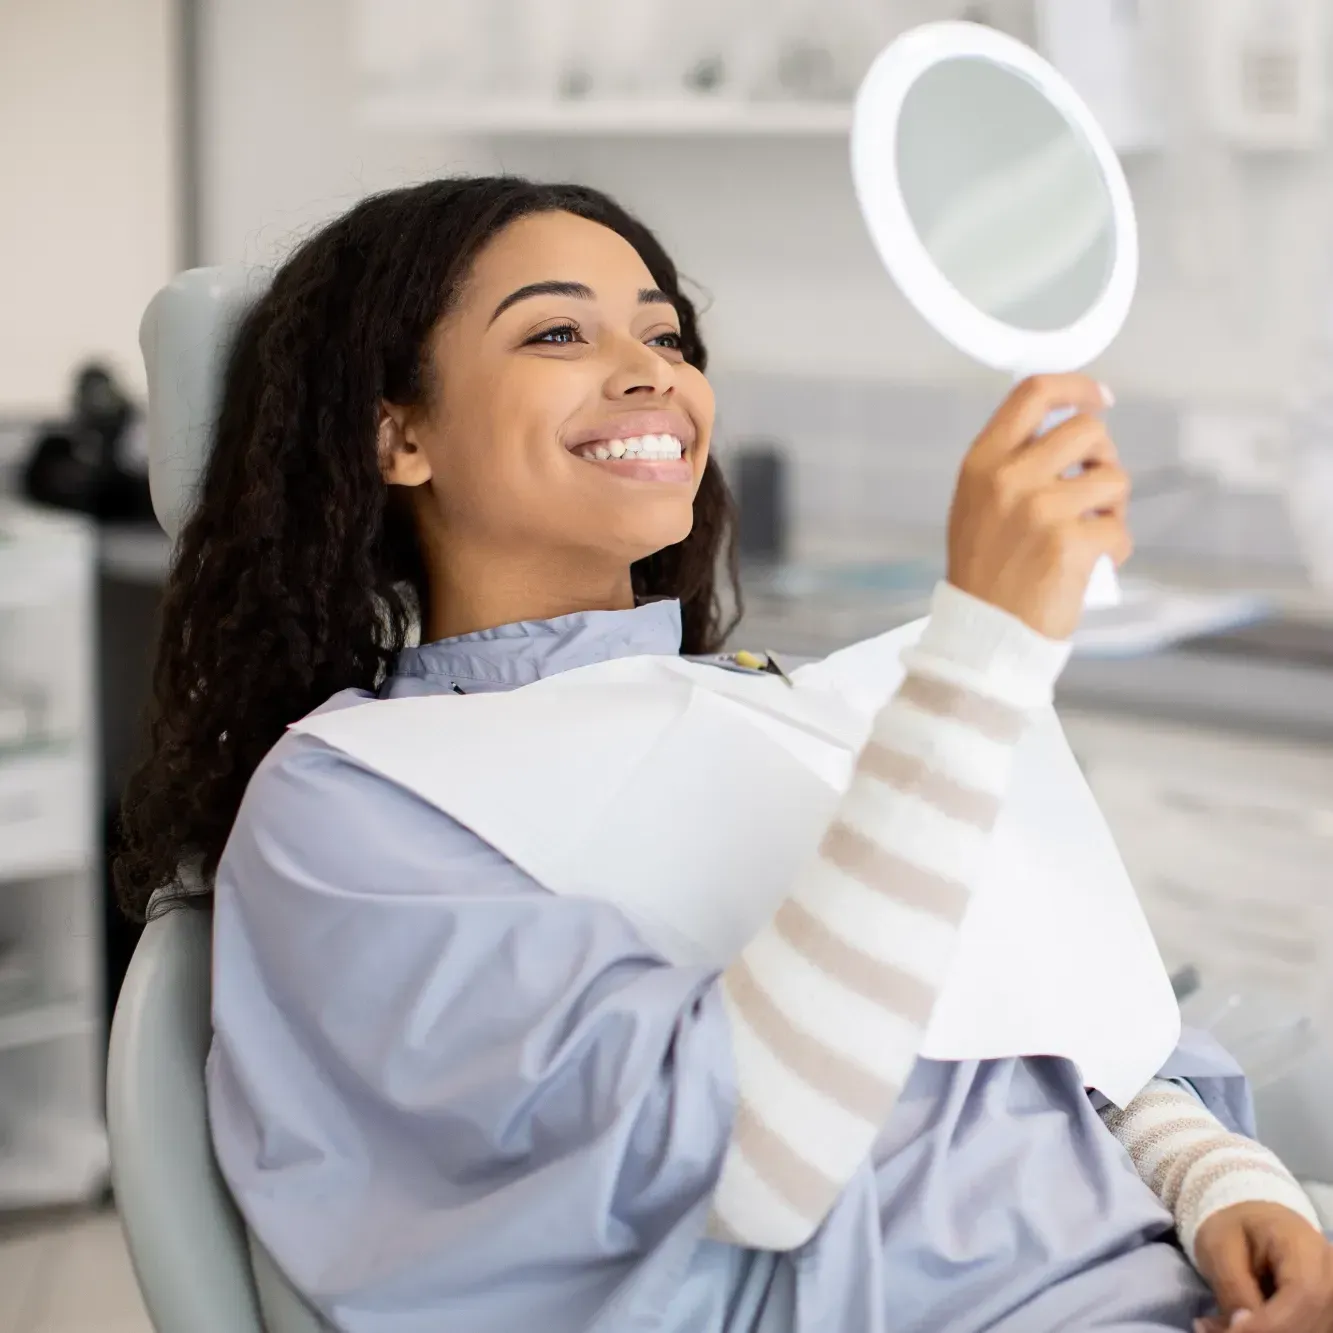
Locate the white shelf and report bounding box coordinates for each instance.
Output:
[0,997,92,1055]
[359,93,853,137]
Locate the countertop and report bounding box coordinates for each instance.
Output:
[734,554,1333,745]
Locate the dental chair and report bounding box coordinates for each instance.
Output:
[108,268,1333,1333]
[107,269,325,1333]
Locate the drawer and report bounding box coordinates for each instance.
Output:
[1060,712,1333,1000]
[0,751,92,881]
[1065,712,1332,800]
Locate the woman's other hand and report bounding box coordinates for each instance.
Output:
[947,373,1131,641]
[1193,1201,1333,1333]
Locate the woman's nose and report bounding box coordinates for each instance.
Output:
[604,337,674,399]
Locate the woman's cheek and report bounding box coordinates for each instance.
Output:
[681,368,715,441]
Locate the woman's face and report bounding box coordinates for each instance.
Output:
[386,210,714,574]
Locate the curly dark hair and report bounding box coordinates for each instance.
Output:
[115,177,740,921]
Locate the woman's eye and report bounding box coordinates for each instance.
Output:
[649,331,683,351]
[528,324,584,346]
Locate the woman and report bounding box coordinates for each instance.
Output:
[117,177,1331,1333]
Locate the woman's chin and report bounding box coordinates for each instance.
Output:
[605,506,697,565]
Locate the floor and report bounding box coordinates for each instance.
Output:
[0,1207,150,1333]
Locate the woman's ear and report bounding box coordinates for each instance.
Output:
[378,403,433,487]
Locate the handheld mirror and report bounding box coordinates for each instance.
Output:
[851,21,1138,608]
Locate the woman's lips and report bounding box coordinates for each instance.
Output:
[564,408,696,451]
[576,456,693,483]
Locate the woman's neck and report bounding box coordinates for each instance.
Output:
[422,548,637,643]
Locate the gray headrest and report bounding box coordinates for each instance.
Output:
[139,267,270,541]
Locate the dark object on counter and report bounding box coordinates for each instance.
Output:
[734,441,790,564]
[1170,965,1202,1002]
[21,363,155,522]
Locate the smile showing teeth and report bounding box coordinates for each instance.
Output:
[573,434,684,462]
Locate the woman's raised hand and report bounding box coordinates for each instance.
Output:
[946,374,1132,641]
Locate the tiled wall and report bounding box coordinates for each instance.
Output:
[711,373,1309,574]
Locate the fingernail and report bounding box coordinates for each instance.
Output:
[1099,383,1116,407]
[1231,1313,1254,1328]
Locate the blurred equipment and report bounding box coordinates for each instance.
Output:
[733,442,790,565]
[1181,981,1318,1094]
[851,20,1138,611]
[1035,0,1163,152]
[1182,977,1333,1189]
[1284,237,1333,594]
[20,363,154,522]
[1070,582,1272,658]
[1201,0,1328,151]
[349,0,887,114]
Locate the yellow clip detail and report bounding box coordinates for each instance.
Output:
[733,650,767,671]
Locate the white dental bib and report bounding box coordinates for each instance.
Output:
[292,619,1180,1106]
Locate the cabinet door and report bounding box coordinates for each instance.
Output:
[0,751,93,882]
[1062,712,1333,1006]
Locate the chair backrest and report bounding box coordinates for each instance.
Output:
[125,270,332,1332]
[139,266,270,541]
[106,906,266,1333]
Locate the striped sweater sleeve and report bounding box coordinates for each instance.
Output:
[707,581,1072,1250]
[1100,1079,1321,1263]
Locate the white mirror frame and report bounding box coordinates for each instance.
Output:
[851,21,1139,377]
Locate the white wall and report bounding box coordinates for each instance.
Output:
[198,0,1333,410]
[0,0,178,415]
[199,0,484,273]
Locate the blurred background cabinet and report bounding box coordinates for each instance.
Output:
[0,502,108,1208]
[1064,710,1333,1012]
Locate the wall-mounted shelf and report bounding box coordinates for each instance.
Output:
[359,93,854,137]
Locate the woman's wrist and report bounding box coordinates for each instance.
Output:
[1180,1154,1323,1264]
[903,581,1073,712]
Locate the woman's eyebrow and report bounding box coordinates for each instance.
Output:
[489,281,676,325]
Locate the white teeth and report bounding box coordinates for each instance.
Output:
[620,434,684,459]
[574,433,684,461]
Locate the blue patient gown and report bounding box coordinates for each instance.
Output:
[208,602,1252,1333]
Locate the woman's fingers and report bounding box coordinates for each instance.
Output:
[1043,465,1132,520]
[973,374,1113,464]
[1241,1232,1333,1333]
[1008,412,1121,484]
[945,375,1129,640]
[1002,470,1131,549]
[1241,1281,1322,1331]
[1196,1216,1267,1322]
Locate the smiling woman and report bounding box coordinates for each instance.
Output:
[114,176,1330,1333]
[372,206,718,643]
[116,179,738,914]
